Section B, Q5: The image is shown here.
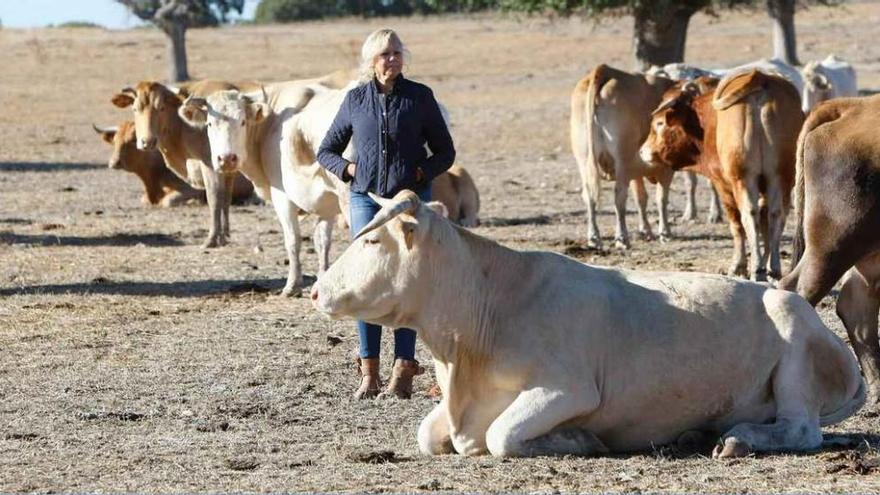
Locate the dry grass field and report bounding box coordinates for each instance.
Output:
[2,4,880,492]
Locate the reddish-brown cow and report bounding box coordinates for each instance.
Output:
[639,70,802,281]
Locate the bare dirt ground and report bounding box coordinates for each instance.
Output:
[2,4,880,492]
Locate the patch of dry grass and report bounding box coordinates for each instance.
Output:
[2,5,880,493]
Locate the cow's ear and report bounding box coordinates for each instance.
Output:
[400,220,417,250]
[178,104,207,128]
[425,201,449,218]
[101,130,116,144]
[246,101,269,124]
[111,93,134,108]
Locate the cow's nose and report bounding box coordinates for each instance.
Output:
[140,137,157,150]
[309,286,319,302]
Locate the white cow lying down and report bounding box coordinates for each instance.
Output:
[311,190,865,458]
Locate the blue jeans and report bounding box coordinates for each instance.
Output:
[350,186,431,360]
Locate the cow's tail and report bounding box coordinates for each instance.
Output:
[713,70,766,111]
[570,65,608,209]
[790,102,847,268]
[820,380,866,427]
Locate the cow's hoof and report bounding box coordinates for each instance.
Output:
[707,213,723,224]
[614,238,630,250]
[752,270,768,282]
[659,233,672,244]
[586,237,603,250]
[638,231,656,242]
[767,270,782,282]
[281,285,304,298]
[677,212,697,225]
[201,238,221,249]
[727,265,747,278]
[712,438,751,459]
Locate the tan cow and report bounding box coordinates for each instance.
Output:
[92,121,256,207]
[431,164,480,228]
[640,71,802,281]
[779,96,880,404]
[111,79,261,247]
[571,64,677,249]
[312,190,864,458]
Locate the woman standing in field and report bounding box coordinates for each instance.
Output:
[317,28,456,399]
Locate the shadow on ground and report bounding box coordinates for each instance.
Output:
[0,232,183,247]
[0,161,104,172]
[0,276,315,298]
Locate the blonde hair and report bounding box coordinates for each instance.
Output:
[359,28,410,83]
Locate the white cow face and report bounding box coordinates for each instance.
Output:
[179,90,268,173]
[311,192,448,328]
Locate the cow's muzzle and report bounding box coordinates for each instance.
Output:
[216,153,239,173]
[138,136,157,151]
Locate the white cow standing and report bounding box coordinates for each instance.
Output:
[801,55,858,112]
[179,80,351,296]
[311,190,865,458]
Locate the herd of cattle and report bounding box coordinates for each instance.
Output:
[90,54,879,459]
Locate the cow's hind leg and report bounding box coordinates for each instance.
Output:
[734,179,767,281]
[715,345,822,458]
[313,217,334,275]
[720,193,747,278]
[486,387,604,457]
[612,177,631,249]
[763,180,786,281]
[631,178,654,242]
[713,417,821,458]
[270,187,304,297]
[838,262,880,405]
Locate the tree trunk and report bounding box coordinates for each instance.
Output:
[632,7,698,72]
[165,21,189,82]
[768,0,800,65]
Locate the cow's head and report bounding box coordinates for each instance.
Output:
[640,81,706,170]
[93,120,148,171]
[310,190,449,328]
[111,81,182,151]
[178,89,269,173]
[802,62,832,112]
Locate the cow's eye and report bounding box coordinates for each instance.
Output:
[206,122,212,128]
[240,120,246,127]
[363,238,380,245]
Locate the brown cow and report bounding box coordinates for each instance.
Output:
[111,80,261,248]
[779,96,880,404]
[93,121,257,207]
[431,164,480,227]
[571,65,676,250]
[639,70,802,281]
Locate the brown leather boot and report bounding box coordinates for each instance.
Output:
[354,357,381,400]
[379,358,425,399]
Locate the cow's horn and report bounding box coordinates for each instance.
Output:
[652,97,678,116]
[92,123,118,134]
[354,192,421,240]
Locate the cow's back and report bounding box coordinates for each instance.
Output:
[713,71,802,198]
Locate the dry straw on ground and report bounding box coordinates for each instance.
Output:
[2,5,880,493]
